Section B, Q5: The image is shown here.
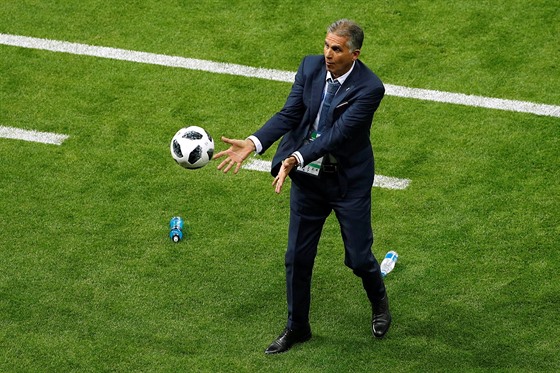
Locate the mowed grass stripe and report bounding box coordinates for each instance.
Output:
[1,33,559,118]
[0,125,410,189]
[1,33,411,189]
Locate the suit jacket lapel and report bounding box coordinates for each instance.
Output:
[331,62,360,109]
[309,59,361,131]
[331,83,353,109]
[322,64,360,131]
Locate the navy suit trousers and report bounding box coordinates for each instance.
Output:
[285,171,386,330]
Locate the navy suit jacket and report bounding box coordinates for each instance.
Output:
[252,55,385,197]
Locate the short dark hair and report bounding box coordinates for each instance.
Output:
[327,19,364,52]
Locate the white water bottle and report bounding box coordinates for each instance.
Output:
[380,251,398,278]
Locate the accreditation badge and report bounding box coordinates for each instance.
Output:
[296,157,323,176]
[296,130,322,177]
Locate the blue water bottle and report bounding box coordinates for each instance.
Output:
[169,216,184,243]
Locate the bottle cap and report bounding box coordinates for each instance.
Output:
[386,251,398,259]
[170,228,183,242]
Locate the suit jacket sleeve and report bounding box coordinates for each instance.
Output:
[251,57,308,153]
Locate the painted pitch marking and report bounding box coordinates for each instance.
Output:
[0,125,69,145]
[0,33,559,118]
[243,159,410,190]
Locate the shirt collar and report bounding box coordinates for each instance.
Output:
[326,61,355,85]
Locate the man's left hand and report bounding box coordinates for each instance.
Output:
[273,156,298,194]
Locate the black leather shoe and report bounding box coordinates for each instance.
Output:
[264,327,312,354]
[372,295,392,338]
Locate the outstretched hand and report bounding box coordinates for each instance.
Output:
[272,156,298,194]
[213,136,256,174]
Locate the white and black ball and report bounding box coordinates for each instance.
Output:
[170,126,214,169]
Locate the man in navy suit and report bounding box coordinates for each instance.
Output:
[214,19,391,354]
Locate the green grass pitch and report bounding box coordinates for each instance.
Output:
[1,1,558,371]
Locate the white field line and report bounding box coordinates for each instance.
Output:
[243,159,410,190]
[0,125,69,145]
[1,33,559,118]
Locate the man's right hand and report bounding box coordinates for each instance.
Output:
[213,136,256,174]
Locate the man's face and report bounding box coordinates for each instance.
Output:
[323,32,360,78]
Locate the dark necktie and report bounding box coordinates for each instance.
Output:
[317,79,341,134]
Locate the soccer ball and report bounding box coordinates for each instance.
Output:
[170,126,214,169]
